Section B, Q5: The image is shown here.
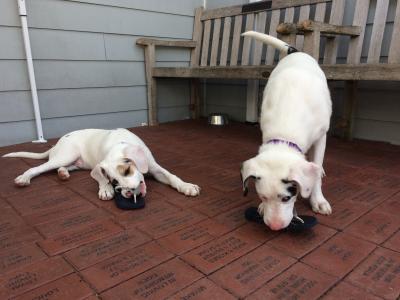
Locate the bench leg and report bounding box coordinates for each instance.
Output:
[143,44,158,126]
[343,80,358,140]
[190,79,201,119]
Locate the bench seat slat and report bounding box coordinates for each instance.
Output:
[152,64,400,81]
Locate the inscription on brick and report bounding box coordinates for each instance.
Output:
[0,244,46,274]
[183,232,260,274]
[101,259,202,300]
[39,220,122,255]
[65,228,150,270]
[81,241,173,292]
[347,248,400,299]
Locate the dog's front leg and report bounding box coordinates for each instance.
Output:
[149,162,200,196]
[309,134,332,215]
[90,165,114,201]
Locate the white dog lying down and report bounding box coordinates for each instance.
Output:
[241,31,332,231]
[3,128,200,200]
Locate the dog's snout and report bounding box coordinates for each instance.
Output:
[268,221,285,231]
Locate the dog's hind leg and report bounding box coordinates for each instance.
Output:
[148,161,200,196]
[57,165,80,180]
[15,149,79,186]
[309,134,332,215]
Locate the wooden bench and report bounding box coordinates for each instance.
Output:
[137,0,400,139]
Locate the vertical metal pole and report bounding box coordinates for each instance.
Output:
[17,0,46,143]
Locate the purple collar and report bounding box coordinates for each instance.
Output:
[266,139,303,154]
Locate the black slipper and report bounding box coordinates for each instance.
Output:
[244,207,317,232]
[114,191,145,210]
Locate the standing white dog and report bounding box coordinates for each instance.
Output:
[241,31,332,231]
[3,128,200,200]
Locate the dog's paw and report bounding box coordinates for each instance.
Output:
[14,175,30,186]
[98,185,114,201]
[178,182,201,196]
[311,198,332,215]
[57,167,70,180]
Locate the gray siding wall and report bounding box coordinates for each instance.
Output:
[0,0,201,146]
[203,0,400,145]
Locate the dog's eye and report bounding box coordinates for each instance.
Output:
[124,168,130,176]
[282,196,291,203]
[111,179,119,186]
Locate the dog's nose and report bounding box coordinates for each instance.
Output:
[268,220,286,231]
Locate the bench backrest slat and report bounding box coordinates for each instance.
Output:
[323,0,345,64]
[230,15,243,66]
[253,11,268,65]
[201,0,330,20]
[388,0,400,63]
[347,0,370,64]
[242,13,256,66]
[219,17,232,66]
[367,0,390,63]
[314,2,326,21]
[265,9,281,65]
[200,20,211,66]
[210,18,222,66]
[190,7,203,66]
[295,5,311,50]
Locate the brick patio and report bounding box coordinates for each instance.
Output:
[0,120,399,300]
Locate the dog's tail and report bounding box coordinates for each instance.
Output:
[241,31,298,55]
[2,149,50,159]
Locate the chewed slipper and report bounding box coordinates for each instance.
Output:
[114,190,145,210]
[245,207,317,233]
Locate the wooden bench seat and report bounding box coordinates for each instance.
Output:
[137,0,400,139]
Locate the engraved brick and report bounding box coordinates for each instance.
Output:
[211,245,296,298]
[345,210,400,244]
[0,244,46,274]
[13,273,93,300]
[0,227,43,252]
[268,224,337,258]
[137,210,207,239]
[317,200,370,230]
[384,231,400,252]
[64,228,151,270]
[302,233,376,277]
[169,278,236,300]
[346,247,400,300]
[324,281,382,300]
[36,209,110,237]
[247,262,337,300]
[39,219,122,256]
[193,192,249,217]
[182,231,260,275]
[24,202,95,226]
[81,241,173,292]
[9,187,85,216]
[115,200,180,228]
[235,222,278,243]
[101,259,202,300]
[0,257,73,299]
[158,219,230,254]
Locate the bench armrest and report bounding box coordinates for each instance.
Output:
[277,20,361,37]
[136,38,197,48]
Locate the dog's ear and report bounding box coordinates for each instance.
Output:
[123,145,148,174]
[288,161,320,198]
[241,157,261,196]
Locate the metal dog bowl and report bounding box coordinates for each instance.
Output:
[208,113,229,126]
